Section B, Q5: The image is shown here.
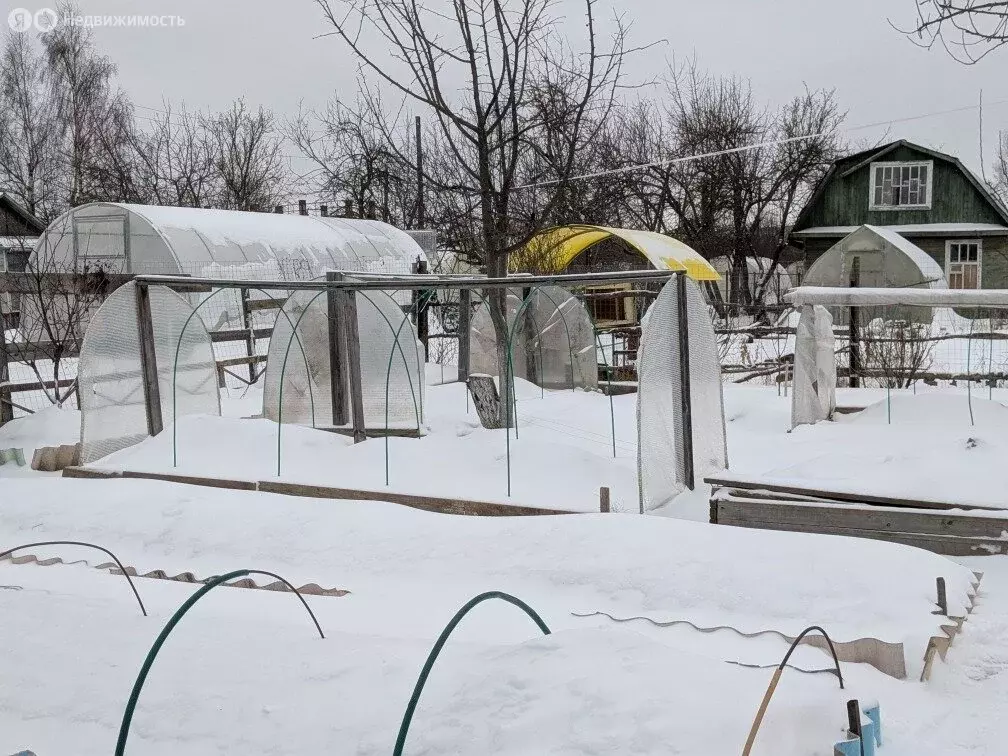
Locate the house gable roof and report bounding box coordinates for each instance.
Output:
[0,192,45,234]
[792,139,1008,232]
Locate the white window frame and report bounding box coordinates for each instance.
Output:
[868,160,933,211]
[945,239,983,290]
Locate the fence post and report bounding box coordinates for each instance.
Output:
[327,272,349,427]
[457,287,471,383]
[135,282,164,436]
[412,260,430,361]
[0,320,12,426]
[338,287,367,443]
[675,272,695,490]
[240,287,256,384]
[848,257,861,389]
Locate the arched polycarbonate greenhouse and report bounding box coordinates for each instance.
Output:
[29,202,426,278]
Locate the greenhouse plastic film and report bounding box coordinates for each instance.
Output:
[79,282,220,463]
[637,276,727,511]
[519,286,598,391]
[791,305,836,429]
[262,287,424,431]
[470,287,597,390]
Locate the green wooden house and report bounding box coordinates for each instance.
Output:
[790,140,1008,289]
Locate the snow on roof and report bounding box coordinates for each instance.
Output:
[118,203,424,270]
[32,202,426,277]
[0,235,37,250]
[793,223,1008,237]
[860,224,945,284]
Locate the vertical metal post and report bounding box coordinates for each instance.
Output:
[135,282,163,436]
[0,320,12,426]
[848,257,861,389]
[457,287,471,383]
[240,287,255,384]
[338,288,367,442]
[414,259,430,360]
[327,272,349,426]
[675,272,695,490]
[415,115,425,228]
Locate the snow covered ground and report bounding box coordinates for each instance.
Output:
[5,370,1008,753]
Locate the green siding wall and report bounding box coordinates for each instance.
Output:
[799,145,1004,228]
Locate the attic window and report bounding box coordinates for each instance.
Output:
[869,161,932,210]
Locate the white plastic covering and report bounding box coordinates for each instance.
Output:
[469,287,598,390]
[469,292,526,379]
[636,277,727,511]
[30,203,426,278]
[78,281,220,462]
[791,305,837,429]
[261,287,424,431]
[803,225,947,290]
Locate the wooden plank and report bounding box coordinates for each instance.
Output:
[240,287,256,384]
[457,287,471,383]
[3,342,82,362]
[61,466,122,480]
[245,296,287,312]
[258,480,575,517]
[340,289,366,443]
[676,273,694,489]
[121,470,257,491]
[716,495,1008,539]
[0,271,134,294]
[134,282,163,436]
[0,377,76,393]
[715,511,1008,557]
[327,271,348,426]
[214,354,268,369]
[209,327,272,344]
[705,475,1006,512]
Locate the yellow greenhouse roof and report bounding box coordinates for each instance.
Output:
[513,225,720,281]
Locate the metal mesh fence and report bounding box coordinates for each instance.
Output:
[78,282,219,463]
[637,276,727,511]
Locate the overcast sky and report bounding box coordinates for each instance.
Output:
[8,0,1008,187]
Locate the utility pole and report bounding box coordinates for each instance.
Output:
[415,115,425,228]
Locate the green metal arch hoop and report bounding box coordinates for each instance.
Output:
[114,569,324,756]
[171,285,316,467]
[392,591,551,756]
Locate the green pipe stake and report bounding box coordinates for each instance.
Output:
[114,569,324,756]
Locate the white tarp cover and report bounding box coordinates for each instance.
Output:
[637,277,727,511]
[516,286,598,390]
[469,287,598,390]
[78,281,220,462]
[261,288,424,431]
[791,305,837,429]
[469,291,526,379]
[31,202,426,278]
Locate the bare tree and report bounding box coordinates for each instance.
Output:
[41,1,124,208]
[903,1,1008,63]
[204,99,285,212]
[0,31,62,223]
[15,224,112,406]
[287,99,419,224]
[315,0,630,425]
[995,130,1008,199]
